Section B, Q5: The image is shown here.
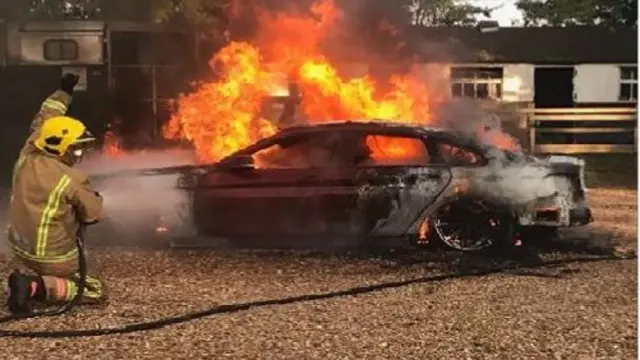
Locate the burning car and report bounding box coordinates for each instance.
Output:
[166,120,592,251]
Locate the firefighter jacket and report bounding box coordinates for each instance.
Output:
[8,147,103,263]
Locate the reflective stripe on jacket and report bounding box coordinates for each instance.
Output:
[31,90,72,132]
[9,148,103,262]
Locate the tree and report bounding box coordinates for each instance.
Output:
[151,0,228,27]
[410,0,493,26]
[0,0,154,21]
[516,0,637,27]
[0,0,99,20]
[0,0,229,25]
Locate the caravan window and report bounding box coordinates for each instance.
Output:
[44,39,79,61]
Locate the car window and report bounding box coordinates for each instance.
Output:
[436,141,481,166]
[333,133,430,167]
[251,133,341,169]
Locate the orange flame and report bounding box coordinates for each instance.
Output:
[419,217,429,243]
[162,0,440,164]
[163,0,518,163]
[163,42,278,163]
[366,135,428,161]
[296,62,432,122]
[103,126,123,157]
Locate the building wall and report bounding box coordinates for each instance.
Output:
[417,62,536,103]
[574,64,631,103]
[444,62,637,105]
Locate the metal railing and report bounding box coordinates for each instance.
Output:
[521,107,637,154]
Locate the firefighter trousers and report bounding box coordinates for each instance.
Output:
[13,253,108,305]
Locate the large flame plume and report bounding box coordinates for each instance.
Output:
[102,0,519,161]
[163,41,279,162]
[161,0,446,163]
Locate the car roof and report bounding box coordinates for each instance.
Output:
[278,120,443,135]
[274,120,488,148]
[226,119,499,161]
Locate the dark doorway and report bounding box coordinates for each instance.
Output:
[534,67,575,108]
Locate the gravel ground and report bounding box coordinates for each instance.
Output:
[0,187,636,359]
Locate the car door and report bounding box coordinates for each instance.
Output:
[192,132,349,237]
[330,132,453,237]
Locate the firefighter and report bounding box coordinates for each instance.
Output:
[6,115,107,315]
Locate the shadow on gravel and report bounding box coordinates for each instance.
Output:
[262,225,633,279]
[151,224,633,282]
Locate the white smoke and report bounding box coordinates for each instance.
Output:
[79,148,197,176]
[434,98,560,207]
[434,97,521,150]
[77,149,197,245]
[465,149,557,207]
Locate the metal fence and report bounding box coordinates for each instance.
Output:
[521,107,637,154]
[107,63,191,150]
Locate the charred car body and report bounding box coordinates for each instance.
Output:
[167,121,592,251]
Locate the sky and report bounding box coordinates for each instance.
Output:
[473,0,525,26]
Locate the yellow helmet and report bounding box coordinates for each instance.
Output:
[34,116,95,156]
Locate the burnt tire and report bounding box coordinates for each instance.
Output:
[430,197,515,252]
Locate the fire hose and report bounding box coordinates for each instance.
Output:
[0,233,633,338]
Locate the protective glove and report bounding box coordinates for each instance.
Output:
[60,73,80,95]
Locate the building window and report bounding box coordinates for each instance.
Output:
[43,39,79,61]
[619,66,637,101]
[450,67,503,100]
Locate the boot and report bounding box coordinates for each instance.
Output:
[6,270,44,315]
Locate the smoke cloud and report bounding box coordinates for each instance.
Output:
[78,150,197,246]
[429,97,559,208]
[434,97,522,149]
[468,151,557,207]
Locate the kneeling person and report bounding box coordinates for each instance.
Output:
[6,116,106,314]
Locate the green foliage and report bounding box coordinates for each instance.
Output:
[0,0,228,25]
[516,0,637,27]
[0,0,149,21]
[149,0,228,26]
[0,0,96,20]
[411,0,493,26]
